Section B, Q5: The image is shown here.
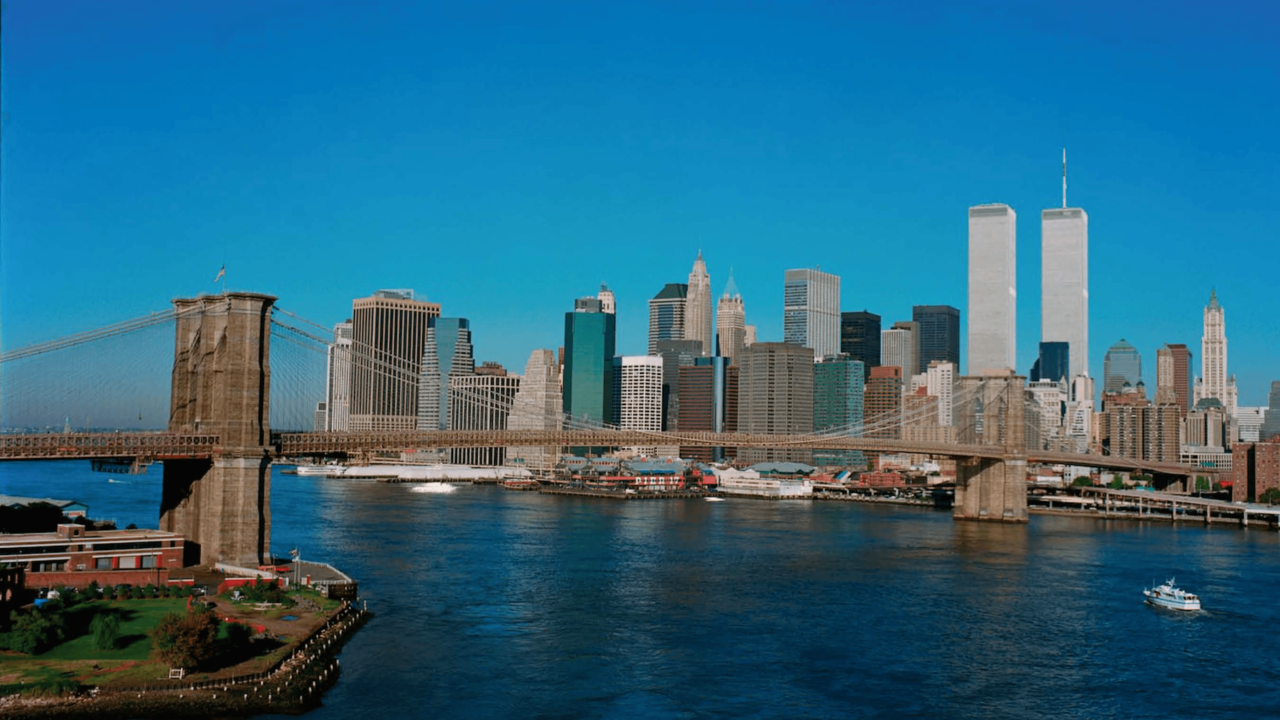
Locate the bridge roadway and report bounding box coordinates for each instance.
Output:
[0,430,1197,477]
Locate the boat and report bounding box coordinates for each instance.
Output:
[1144,578,1201,611]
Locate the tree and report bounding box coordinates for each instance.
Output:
[0,609,65,654]
[1108,477,1125,490]
[151,607,221,670]
[91,612,121,650]
[1072,477,1094,487]
[1260,488,1280,506]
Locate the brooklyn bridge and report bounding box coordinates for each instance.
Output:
[1,292,1200,568]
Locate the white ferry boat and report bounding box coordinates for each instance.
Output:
[1144,578,1201,611]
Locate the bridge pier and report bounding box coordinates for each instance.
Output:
[953,455,1028,523]
[159,292,275,567]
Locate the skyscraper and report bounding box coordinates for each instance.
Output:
[506,349,563,476]
[1156,343,1193,415]
[350,290,441,431]
[324,321,353,431]
[814,355,866,468]
[684,251,713,357]
[1041,203,1089,381]
[1103,339,1142,394]
[881,322,917,385]
[864,366,904,440]
[1261,382,1280,441]
[912,305,960,374]
[967,204,1017,374]
[716,271,746,365]
[655,339,702,430]
[783,268,840,359]
[612,356,664,455]
[737,342,815,464]
[449,371,520,466]
[926,360,955,427]
[840,310,881,378]
[648,283,687,355]
[1193,290,1238,415]
[597,283,616,314]
[678,357,738,462]
[1030,341,1070,384]
[417,318,475,430]
[564,299,616,425]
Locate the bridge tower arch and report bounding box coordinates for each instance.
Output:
[160,292,276,566]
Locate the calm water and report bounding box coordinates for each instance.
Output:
[3,461,1280,719]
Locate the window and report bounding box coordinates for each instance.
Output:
[118,556,138,569]
[141,555,156,569]
[33,560,66,572]
[95,557,112,570]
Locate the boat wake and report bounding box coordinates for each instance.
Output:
[411,482,459,495]
[705,497,726,502]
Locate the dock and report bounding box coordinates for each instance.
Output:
[538,487,705,500]
[1075,488,1280,529]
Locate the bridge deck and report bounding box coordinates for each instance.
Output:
[0,431,1197,476]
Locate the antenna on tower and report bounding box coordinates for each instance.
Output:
[1062,147,1067,209]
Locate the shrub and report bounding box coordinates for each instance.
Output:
[152,607,221,670]
[90,612,121,650]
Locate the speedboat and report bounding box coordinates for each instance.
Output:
[1144,578,1201,611]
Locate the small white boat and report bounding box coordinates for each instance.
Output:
[1144,578,1201,611]
[705,496,726,502]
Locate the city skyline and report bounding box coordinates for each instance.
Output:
[2,2,1277,405]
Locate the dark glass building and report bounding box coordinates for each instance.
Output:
[1030,341,1070,384]
[840,311,880,379]
[911,305,960,374]
[564,301,617,426]
[814,355,866,468]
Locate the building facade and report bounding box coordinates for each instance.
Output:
[449,372,520,466]
[1262,382,1280,442]
[840,310,880,379]
[737,343,815,464]
[881,322,918,386]
[417,318,475,431]
[1041,207,1089,380]
[1030,341,1070,384]
[655,339,702,431]
[1193,291,1238,415]
[783,268,840,359]
[716,271,746,365]
[1231,440,1280,503]
[506,349,563,476]
[967,204,1017,374]
[564,300,617,426]
[814,356,866,468]
[864,366,904,439]
[324,321,353,431]
[0,524,185,590]
[648,283,688,355]
[1156,343,1194,415]
[612,356,664,455]
[597,283,616,314]
[1103,339,1142,394]
[684,251,713,357]
[912,305,960,375]
[678,357,738,462]
[350,290,441,431]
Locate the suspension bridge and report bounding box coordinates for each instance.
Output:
[1,292,1200,567]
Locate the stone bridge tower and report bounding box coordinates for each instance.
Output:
[952,371,1029,523]
[160,292,276,566]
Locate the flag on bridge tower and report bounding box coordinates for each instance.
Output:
[214,264,226,283]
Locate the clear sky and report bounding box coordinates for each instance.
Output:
[2,1,1277,405]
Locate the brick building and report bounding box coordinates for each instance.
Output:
[0,524,186,590]
[1231,440,1280,503]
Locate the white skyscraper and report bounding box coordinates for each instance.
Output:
[506,349,563,476]
[967,204,1017,374]
[881,324,916,381]
[783,268,840,359]
[926,360,955,427]
[684,252,713,357]
[1193,290,1238,414]
[597,283,616,314]
[1041,198,1089,380]
[324,321,353,431]
[716,270,746,364]
[612,355,664,456]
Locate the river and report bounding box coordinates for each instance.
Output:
[3,461,1278,719]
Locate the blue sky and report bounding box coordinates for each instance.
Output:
[2,1,1277,405]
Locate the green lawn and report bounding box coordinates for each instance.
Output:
[35,598,187,662]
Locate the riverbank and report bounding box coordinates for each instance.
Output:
[0,601,370,720]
